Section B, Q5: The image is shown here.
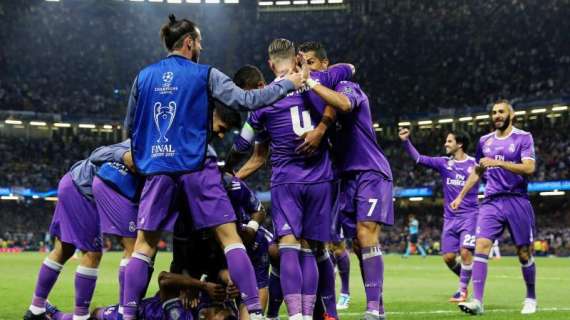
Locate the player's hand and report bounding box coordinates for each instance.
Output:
[122,150,136,172]
[295,128,325,155]
[479,157,501,169]
[226,281,241,300]
[450,197,463,211]
[398,128,410,141]
[204,282,226,301]
[240,227,257,247]
[284,70,305,90]
[180,288,199,309]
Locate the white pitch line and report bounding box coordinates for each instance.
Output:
[337,306,570,316]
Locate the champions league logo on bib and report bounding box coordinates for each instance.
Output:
[154,71,178,95]
[151,101,177,157]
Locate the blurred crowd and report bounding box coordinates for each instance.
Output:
[1,0,568,118]
[1,0,570,255]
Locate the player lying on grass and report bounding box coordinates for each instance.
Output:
[45,270,239,320]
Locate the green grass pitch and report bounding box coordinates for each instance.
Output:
[1,252,569,319]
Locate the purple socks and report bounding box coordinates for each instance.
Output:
[300,249,318,318]
[29,258,63,315]
[521,257,536,299]
[472,253,489,302]
[267,268,284,318]
[118,258,129,315]
[224,243,262,313]
[361,245,384,315]
[317,250,337,318]
[280,244,303,318]
[459,263,473,292]
[337,250,351,296]
[123,252,152,320]
[74,266,99,318]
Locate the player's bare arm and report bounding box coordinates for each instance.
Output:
[236,140,270,180]
[479,158,535,176]
[296,105,336,155]
[451,166,484,210]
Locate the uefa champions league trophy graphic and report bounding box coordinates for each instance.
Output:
[154,101,177,143]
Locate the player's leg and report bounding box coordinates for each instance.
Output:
[517,245,537,314]
[70,250,102,320]
[117,237,135,317]
[334,242,351,310]
[271,183,305,320]
[356,221,384,319]
[124,173,179,320]
[354,172,393,319]
[441,219,461,276]
[266,243,283,320]
[458,199,505,315]
[442,253,460,275]
[505,196,537,314]
[454,218,476,302]
[26,174,95,320]
[215,222,263,316]
[279,235,303,320]
[123,230,162,319]
[92,175,139,318]
[416,237,427,257]
[301,181,337,320]
[300,240,319,320]
[316,246,338,319]
[178,160,263,318]
[27,238,76,319]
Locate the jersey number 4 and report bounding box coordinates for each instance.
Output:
[290,106,314,136]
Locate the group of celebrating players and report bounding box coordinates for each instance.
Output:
[23,14,538,320]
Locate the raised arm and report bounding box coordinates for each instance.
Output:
[306,63,355,112]
[209,68,302,111]
[308,84,352,113]
[399,128,443,170]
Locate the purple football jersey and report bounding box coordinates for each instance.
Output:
[420,155,478,218]
[332,81,392,180]
[476,127,536,197]
[247,66,352,186]
[225,175,263,223]
[403,140,479,218]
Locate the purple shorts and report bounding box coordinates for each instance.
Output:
[49,174,102,252]
[271,181,335,242]
[441,213,477,253]
[138,159,236,232]
[92,177,137,238]
[477,195,536,246]
[337,171,394,239]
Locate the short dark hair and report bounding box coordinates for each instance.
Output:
[233,65,265,90]
[298,41,328,61]
[268,38,296,61]
[214,103,241,129]
[160,14,199,52]
[448,131,470,151]
[492,99,515,113]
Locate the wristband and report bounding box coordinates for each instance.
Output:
[321,116,334,128]
[246,220,260,232]
[306,78,318,89]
